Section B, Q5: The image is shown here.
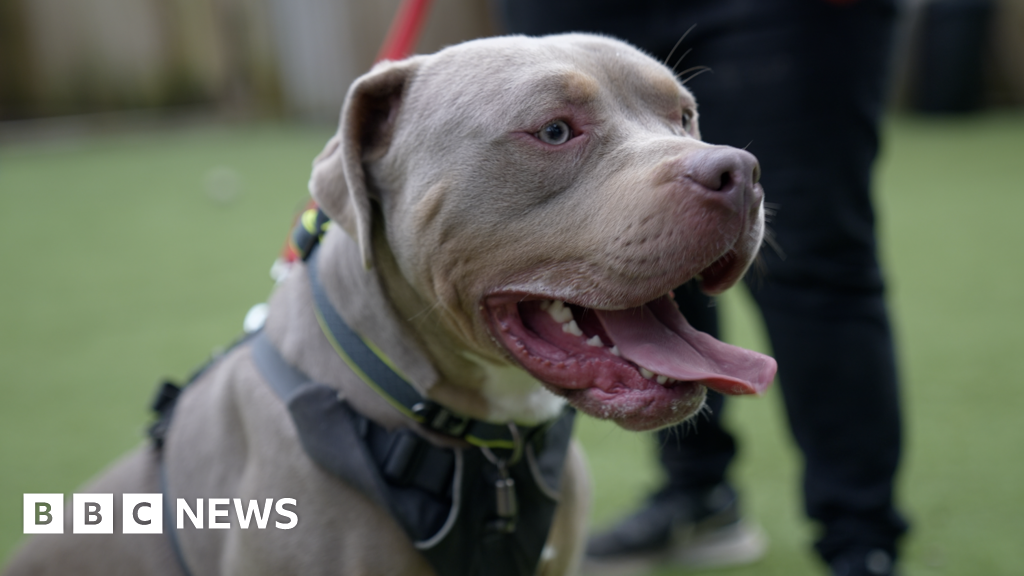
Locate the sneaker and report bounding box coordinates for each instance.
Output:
[584,483,767,575]
[830,548,896,576]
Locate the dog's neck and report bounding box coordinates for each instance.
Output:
[263,227,564,428]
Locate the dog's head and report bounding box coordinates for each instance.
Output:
[311,34,775,431]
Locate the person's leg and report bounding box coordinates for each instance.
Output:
[659,282,734,494]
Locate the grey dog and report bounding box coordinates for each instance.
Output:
[5,33,775,576]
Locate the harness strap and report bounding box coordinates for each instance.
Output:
[148,381,196,576]
[249,330,575,576]
[254,331,462,505]
[159,455,196,576]
[251,331,462,539]
[148,332,256,576]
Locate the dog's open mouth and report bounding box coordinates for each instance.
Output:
[484,288,776,431]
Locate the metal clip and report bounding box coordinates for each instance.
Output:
[412,401,470,437]
[495,474,517,520]
[482,449,518,534]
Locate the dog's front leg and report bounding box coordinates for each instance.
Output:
[537,440,591,576]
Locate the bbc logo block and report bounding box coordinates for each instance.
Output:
[23,494,63,534]
[123,493,163,534]
[23,493,159,535]
[72,493,114,534]
[23,494,297,534]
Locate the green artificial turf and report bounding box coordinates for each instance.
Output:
[2,112,1022,574]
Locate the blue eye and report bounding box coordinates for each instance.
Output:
[538,120,572,145]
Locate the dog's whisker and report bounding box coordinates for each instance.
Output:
[677,66,712,85]
[407,305,434,322]
[699,399,714,421]
[671,48,693,76]
[675,65,709,77]
[763,232,784,260]
[752,253,771,288]
[407,299,445,324]
[664,24,697,70]
[680,401,712,437]
[657,426,676,450]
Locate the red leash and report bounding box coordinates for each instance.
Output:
[278,0,433,265]
[377,0,434,63]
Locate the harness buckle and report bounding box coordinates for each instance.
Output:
[412,401,470,437]
[290,209,330,262]
[148,380,183,449]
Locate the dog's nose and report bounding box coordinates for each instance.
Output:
[682,147,762,212]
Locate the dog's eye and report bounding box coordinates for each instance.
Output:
[537,120,572,145]
[681,110,695,133]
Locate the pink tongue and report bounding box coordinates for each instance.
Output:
[593,297,776,395]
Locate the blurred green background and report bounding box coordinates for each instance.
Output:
[2,111,1023,574]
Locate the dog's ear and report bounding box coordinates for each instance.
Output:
[309,57,422,270]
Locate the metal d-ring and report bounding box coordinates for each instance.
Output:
[479,423,523,467]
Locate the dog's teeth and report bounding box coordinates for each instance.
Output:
[640,368,655,379]
[610,345,620,357]
[546,300,573,323]
[562,320,583,336]
[656,375,668,384]
[539,300,552,311]
[585,335,603,347]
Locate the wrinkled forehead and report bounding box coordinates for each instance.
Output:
[411,34,695,125]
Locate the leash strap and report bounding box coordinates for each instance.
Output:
[280,0,430,264]
[377,0,434,62]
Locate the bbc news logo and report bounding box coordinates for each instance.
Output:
[23,494,298,534]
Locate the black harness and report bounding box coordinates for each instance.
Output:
[150,210,574,576]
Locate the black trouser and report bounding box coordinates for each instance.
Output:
[497,0,909,562]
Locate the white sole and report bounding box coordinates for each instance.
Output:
[673,519,768,568]
[582,520,768,576]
